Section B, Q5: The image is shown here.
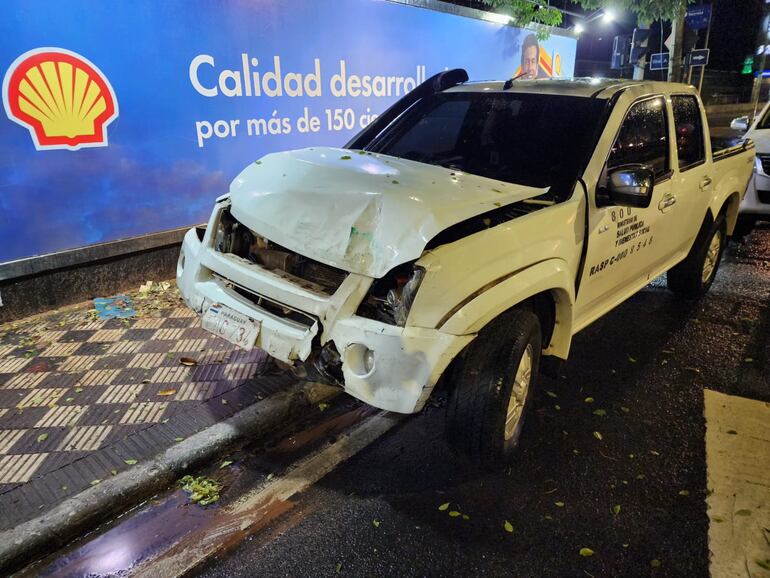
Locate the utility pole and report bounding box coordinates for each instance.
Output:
[668,5,686,82]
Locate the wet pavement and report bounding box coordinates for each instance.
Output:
[16,227,770,578]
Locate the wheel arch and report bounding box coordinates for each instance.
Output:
[439,259,575,359]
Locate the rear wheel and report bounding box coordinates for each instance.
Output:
[445,308,541,468]
[667,214,726,299]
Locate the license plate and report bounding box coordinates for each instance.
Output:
[201,304,260,350]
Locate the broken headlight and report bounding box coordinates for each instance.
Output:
[357,263,425,327]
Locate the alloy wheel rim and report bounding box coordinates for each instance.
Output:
[504,343,533,441]
[702,230,722,284]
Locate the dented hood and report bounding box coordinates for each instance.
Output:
[228,147,547,278]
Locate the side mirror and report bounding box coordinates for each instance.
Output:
[600,165,655,208]
[730,116,749,131]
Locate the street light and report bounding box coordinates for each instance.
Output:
[602,9,615,23]
[574,22,585,35]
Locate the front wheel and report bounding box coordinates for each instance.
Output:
[667,214,726,299]
[445,308,541,468]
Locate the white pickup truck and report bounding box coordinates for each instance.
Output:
[178,72,754,466]
[731,104,770,237]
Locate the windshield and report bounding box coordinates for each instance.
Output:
[368,91,607,191]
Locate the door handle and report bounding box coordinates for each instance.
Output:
[700,176,712,189]
[658,194,677,211]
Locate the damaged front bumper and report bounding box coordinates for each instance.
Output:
[176,223,472,414]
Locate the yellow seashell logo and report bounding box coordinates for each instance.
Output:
[2,47,118,151]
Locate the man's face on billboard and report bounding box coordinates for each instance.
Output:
[523,45,539,79]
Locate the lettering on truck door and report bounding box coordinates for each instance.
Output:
[576,95,674,317]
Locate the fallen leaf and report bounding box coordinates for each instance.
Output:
[584,397,595,404]
[174,437,184,442]
[546,391,558,398]
[593,409,607,416]
[438,502,450,511]
[462,514,470,520]
[74,387,83,393]
[90,479,101,486]
[221,399,229,405]
[448,511,461,518]
[318,402,330,412]
[712,516,724,523]
[726,430,737,435]
[593,431,603,441]
[110,469,118,476]
[620,406,630,413]
[555,405,561,410]
[504,520,514,533]
[266,473,274,481]
[555,501,565,508]
[36,433,48,443]
[579,547,594,557]
[158,389,177,396]
[735,509,752,516]
[340,155,352,160]
[124,459,138,465]
[613,505,621,515]
[650,450,660,456]
[678,490,690,496]
[180,357,197,366]
[335,562,343,573]
[628,356,637,363]
[220,460,233,469]
[372,519,381,528]
[651,559,661,568]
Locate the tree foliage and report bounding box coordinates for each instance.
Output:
[482,0,693,29]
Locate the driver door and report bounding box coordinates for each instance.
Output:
[575,95,675,326]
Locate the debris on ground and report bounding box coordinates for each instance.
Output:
[179,475,222,506]
[93,296,136,319]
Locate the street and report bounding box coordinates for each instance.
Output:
[22,227,770,578]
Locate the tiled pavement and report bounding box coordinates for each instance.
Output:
[0,287,293,530]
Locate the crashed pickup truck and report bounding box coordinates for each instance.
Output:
[178,71,754,466]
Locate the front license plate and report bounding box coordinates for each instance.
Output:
[201,304,260,350]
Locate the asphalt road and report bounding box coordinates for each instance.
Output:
[196,227,770,578]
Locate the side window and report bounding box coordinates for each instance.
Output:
[672,95,705,169]
[607,97,669,178]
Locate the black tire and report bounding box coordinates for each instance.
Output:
[445,308,541,468]
[731,216,756,242]
[667,214,726,299]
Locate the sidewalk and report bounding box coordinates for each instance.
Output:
[0,282,292,531]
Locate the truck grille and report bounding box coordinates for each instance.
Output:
[759,154,770,175]
[214,209,348,295]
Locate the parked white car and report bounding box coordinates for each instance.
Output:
[179,72,754,466]
[731,104,770,237]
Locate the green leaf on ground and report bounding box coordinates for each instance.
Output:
[74,388,83,393]
[678,490,690,496]
[462,514,470,520]
[174,437,184,442]
[448,511,461,518]
[266,473,274,481]
[650,450,660,456]
[504,520,514,533]
[584,397,594,404]
[735,509,752,517]
[438,502,450,511]
[555,405,561,410]
[593,431,603,441]
[124,459,137,465]
[628,356,637,363]
[110,469,118,476]
[318,402,330,412]
[620,406,630,413]
[335,562,343,573]
[546,391,557,398]
[220,460,233,469]
[36,433,48,443]
[372,519,381,528]
[593,409,607,416]
[613,505,621,515]
[179,475,221,506]
[555,501,565,508]
[579,548,594,557]
[651,559,661,568]
[90,479,101,486]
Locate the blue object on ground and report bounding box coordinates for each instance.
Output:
[94,296,136,319]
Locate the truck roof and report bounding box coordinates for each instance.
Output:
[445,78,697,99]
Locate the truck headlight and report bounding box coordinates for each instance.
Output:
[357,263,425,327]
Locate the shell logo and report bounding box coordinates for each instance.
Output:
[2,48,118,151]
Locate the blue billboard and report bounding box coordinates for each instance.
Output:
[0,0,576,264]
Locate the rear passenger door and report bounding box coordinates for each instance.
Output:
[668,94,712,254]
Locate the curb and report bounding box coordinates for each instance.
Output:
[0,381,339,575]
